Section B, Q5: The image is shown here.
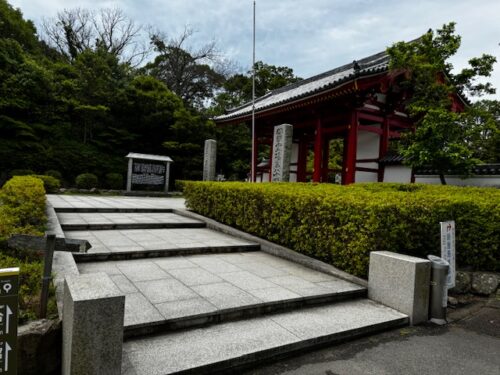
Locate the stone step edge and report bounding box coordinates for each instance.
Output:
[73,244,261,262]
[55,207,174,213]
[61,222,206,231]
[123,288,367,339]
[126,315,408,375]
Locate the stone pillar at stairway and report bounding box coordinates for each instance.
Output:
[271,124,293,182]
[203,139,217,181]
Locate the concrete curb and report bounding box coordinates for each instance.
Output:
[173,209,368,288]
[52,251,79,319]
[45,201,65,238]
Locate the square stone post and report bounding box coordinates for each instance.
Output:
[126,158,133,192]
[271,124,293,182]
[164,162,170,193]
[63,273,125,375]
[203,139,217,181]
[368,251,431,325]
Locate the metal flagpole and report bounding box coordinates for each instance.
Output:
[251,0,256,182]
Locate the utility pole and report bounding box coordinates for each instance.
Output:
[251,0,256,182]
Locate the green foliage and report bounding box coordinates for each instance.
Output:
[0,174,54,323]
[0,176,46,241]
[471,100,500,163]
[75,173,98,189]
[184,182,500,278]
[104,173,123,190]
[9,169,35,177]
[0,254,56,323]
[31,174,60,193]
[387,23,497,182]
[44,169,63,181]
[211,61,302,112]
[0,0,39,52]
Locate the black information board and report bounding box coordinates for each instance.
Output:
[131,161,166,187]
[0,268,19,374]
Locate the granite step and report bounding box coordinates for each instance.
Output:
[121,299,408,375]
[73,243,261,262]
[66,228,260,261]
[75,252,367,338]
[55,207,174,213]
[57,212,205,231]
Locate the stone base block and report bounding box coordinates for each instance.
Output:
[63,272,125,375]
[368,251,430,325]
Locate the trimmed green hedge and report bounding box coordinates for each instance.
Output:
[75,173,98,189]
[0,176,46,241]
[31,175,61,193]
[184,182,500,278]
[0,176,54,322]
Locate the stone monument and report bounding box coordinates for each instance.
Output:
[125,152,172,193]
[271,124,293,182]
[203,139,217,181]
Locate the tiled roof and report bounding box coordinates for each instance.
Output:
[214,50,390,122]
[379,154,406,165]
[416,164,500,176]
[125,152,173,162]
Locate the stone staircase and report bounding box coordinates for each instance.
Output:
[50,195,408,374]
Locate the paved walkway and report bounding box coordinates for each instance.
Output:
[47,194,186,210]
[51,194,409,374]
[243,297,500,375]
[58,212,201,227]
[78,252,364,328]
[66,228,255,255]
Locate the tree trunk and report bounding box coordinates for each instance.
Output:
[439,173,447,185]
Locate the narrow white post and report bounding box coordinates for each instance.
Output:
[126,158,133,192]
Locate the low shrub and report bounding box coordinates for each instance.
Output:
[32,175,61,193]
[0,254,57,323]
[183,182,500,278]
[175,180,187,192]
[75,173,98,189]
[104,173,123,190]
[44,170,63,181]
[0,176,55,323]
[9,169,35,177]
[0,176,46,241]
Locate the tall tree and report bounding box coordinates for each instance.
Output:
[388,23,496,184]
[41,8,149,65]
[145,28,225,108]
[213,61,302,112]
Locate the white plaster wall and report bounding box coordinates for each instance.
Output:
[288,143,298,182]
[384,166,412,183]
[356,128,380,160]
[355,171,378,182]
[355,129,380,183]
[291,143,299,164]
[415,175,500,187]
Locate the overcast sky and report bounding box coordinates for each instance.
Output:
[10,0,500,99]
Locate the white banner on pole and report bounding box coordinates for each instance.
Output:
[440,221,456,289]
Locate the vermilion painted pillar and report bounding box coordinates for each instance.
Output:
[344,111,358,185]
[252,135,258,182]
[322,138,330,182]
[313,118,323,182]
[378,117,389,182]
[297,137,308,182]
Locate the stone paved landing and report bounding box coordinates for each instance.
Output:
[58,212,202,229]
[77,251,365,331]
[66,228,258,256]
[47,194,186,210]
[122,299,408,375]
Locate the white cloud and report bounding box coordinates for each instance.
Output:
[8,0,500,98]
